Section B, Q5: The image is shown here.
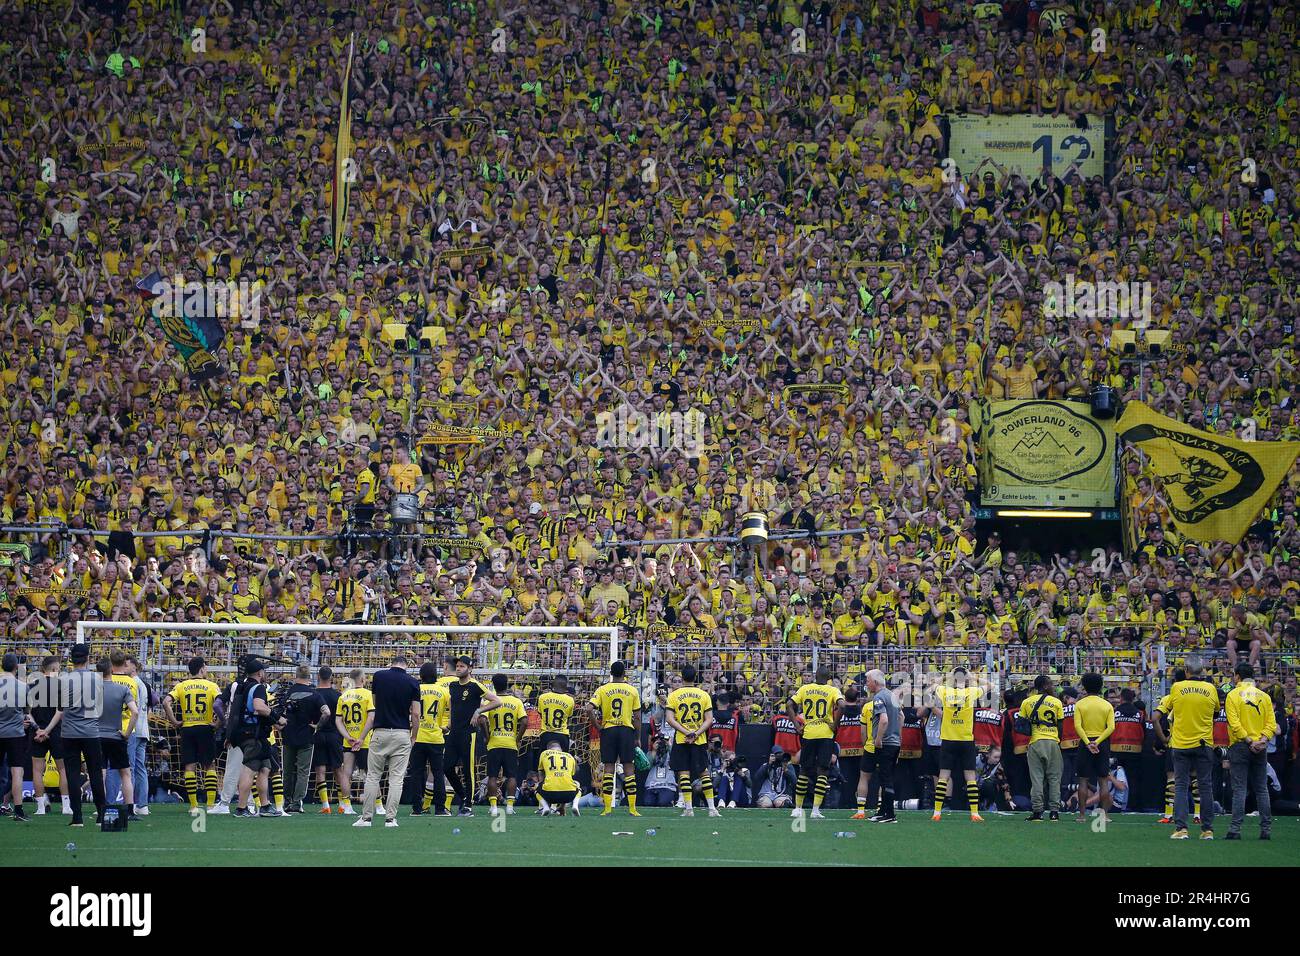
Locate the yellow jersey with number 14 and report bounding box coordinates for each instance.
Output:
[417,682,450,745]
[591,681,641,729]
[486,696,527,751]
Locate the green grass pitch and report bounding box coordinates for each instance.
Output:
[1,806,1292,867]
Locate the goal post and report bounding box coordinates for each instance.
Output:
[72,621,633,808]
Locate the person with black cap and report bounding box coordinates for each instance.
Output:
[56,644,107,827]
[228,657,280,818]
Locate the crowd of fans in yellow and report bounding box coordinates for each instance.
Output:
[1,0,1298,682]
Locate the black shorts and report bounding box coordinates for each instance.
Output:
[538,731,571,753]
[29,730,61,761]
[238,738,273,773]
[669,742,709,778]
[542,789,576,805]
[1075,741,1111,780]
[920,743,941,776]
[799,737,834,771]
[312,735,344,770]
[485,748,519,780]
[599,726,637,764]
[0,735,29,768]
[101,737,130,771]
[939,739,977,773]
[180,726,216,767]
[861,750,879,773]
[343,747,368,772]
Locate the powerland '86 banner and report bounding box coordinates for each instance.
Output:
[946,114,1105,181]
[977,399,1116,508]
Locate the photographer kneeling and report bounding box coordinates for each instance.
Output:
[279,666,329,814]
[754,746,798,809]
[227,658,281,818]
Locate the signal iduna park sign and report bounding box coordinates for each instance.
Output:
[977,399,1116,508]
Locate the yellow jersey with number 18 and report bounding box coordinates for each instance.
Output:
[791,683,843,740]
[487,696,527,751]
[537,691,575,734]
[936,685,982,742]
[591,681,640,729]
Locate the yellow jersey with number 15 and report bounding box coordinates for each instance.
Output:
[486,696,527,751]
[791,683,843,740]
[168,678,219,728]
[936,685,983,742]
[591,681,640,729]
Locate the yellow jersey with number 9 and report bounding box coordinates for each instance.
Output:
[539,749,578,791]
[537,691,575,734]
[169,678,219,728]
[665,686,712,744]
[791,683,843,740]
[936,685,982,742]
[487,696,526,750]
[591,681,640,729]
[338,687,374,747]
[417,682,450,744]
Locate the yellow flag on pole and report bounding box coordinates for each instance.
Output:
[331,33,355,260]
[1117,401,1300,544]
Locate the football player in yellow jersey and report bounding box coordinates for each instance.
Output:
[410,662,452,816]
[162,656,220,813]
[537,741,580,816]
[1154,655,1220,839]
[1224,662,1277,840]
[665,664,719,817]
[106,651,140,812]
[788,666,843,819]
[587,659,642,815]
[930,667,990,823]
[474,674,527,816]
[335,669,376,816]
[537,675,575,756]
[1073,672,1116,825]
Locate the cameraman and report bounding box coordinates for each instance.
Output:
[976,746,1013,811]
[642,737,678,808]
[227,658,279,818]
[280,666,330,813]
[716,751,750,808]
[754,746,798,809]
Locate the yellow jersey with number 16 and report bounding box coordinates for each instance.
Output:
[486,696,527,751]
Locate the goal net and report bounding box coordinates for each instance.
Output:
[71,622,635,808]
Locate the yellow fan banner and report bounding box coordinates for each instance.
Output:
[1117,402,1300,544]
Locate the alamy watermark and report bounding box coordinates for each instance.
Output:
[1043,275,1151,323]
[596,403,704,455]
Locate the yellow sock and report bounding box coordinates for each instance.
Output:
[506,795,515,809]
[204,771,217,808]
[184,771,198,809]
[489,796,498,809]
[444,792,455,812]
[340,796,352,809]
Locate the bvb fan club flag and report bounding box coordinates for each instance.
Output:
[1117,401,1300,544]
[134,270,225,382]
[331,33,356,260]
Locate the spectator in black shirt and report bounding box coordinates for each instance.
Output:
[354,655,420,829]
[280,666,329,814]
